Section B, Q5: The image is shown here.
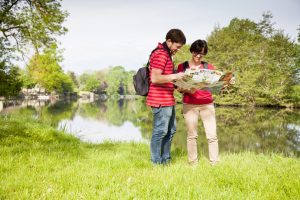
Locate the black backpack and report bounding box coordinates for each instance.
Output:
[133,66,151,96]
[133,43,172,96]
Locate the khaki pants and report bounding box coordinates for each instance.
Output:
[183,103,219,164]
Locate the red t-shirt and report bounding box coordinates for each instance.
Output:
[177,62,214,105]
[146,43,175,107]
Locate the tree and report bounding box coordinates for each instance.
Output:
[78,72,100,92]
[19,67,35,89]
[105,66,127,95]
[288,25,300,104]
[0,61,22,97]
[67,71,79,89]
[26,44,74,93]
[0,0,68,97]
[173,44,191,69]
[123,70,136,95]
[204,13,299,105]
[0,0,68,56]
[77,66,136,95]
[173,13,299,106]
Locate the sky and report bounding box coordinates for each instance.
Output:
[57,0,300,74]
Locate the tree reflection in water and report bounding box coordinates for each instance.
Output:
[1,99,299,157]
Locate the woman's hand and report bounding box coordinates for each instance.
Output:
[229,76,236,85]
[177,87,197,94]
[189,88,197,94]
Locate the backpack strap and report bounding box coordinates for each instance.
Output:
[145,47,160,68]
[147,42,173,72]
[201,61,208,69]
[162,42,173,61]
[183,61,189,72]
[182,61,208,71]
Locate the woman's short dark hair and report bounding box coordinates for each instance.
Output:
[166,29,186,44]
[190,40,208,55]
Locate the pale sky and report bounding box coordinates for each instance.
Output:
[57,0,300,74]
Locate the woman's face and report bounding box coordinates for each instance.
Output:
[192,49,205,63]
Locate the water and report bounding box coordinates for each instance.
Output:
[59,116,145,143]
[1,99,299,157]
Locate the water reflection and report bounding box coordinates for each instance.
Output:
[59,116,145,143]
[1,99,299,157]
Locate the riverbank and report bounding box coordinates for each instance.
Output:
[2,93,300,109]
[0,116,299,199]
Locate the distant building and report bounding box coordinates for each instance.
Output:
[21,84,48,99]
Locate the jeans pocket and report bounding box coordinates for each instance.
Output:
[151,106,161,114]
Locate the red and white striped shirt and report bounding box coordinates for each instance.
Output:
[146,43,175,107]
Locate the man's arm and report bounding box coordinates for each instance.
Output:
[151,68,185,84]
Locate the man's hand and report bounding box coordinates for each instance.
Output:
[152,69,185,84]
[173,72,186,81]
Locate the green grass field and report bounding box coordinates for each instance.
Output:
[0,115,299,199]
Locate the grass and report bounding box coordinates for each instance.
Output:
[0,115,299,200]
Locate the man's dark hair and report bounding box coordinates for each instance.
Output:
[190,40,208,55]
[166,29,186,44]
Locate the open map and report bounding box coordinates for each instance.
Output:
[173,68,234,91]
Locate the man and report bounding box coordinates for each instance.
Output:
[146,29,186,164]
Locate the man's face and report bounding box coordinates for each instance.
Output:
[167,40,183,55]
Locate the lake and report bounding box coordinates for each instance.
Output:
[1,99,299,157]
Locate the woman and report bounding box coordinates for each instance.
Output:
[177,39,219,166]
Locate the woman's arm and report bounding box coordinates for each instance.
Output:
[177,87,197,94]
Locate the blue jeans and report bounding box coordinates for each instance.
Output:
[150,106,176,164]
